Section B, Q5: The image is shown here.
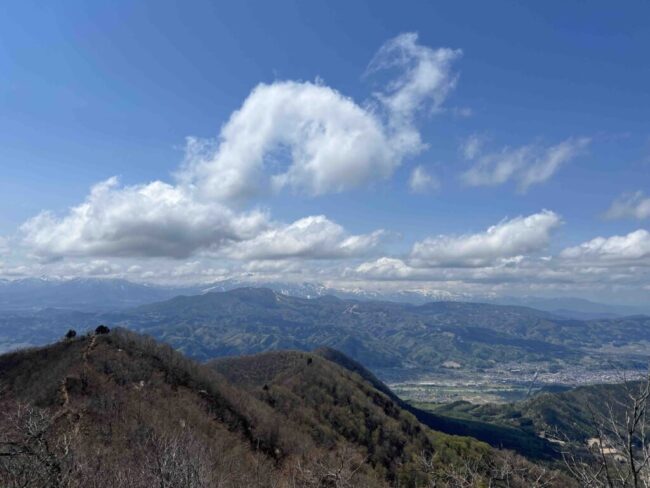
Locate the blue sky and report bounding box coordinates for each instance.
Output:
[1,1,649,303]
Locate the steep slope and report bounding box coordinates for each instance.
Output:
[0,329,569,487]
[209,349,570,486]
[209,349,485,483]
[0,330,380,487]
[313,347,558,461]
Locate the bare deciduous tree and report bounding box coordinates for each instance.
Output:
[419,449,558,488]
[0,403,74,488]
[563,374,650,487]
[287,445,372,488]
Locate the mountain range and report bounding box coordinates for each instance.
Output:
[2,287,649,378]
[0,277,199,311]
[1,277,647,318]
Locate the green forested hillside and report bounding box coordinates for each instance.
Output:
[312,347,558,460]
[422,380,648,443]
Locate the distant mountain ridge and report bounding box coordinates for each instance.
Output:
[3,286,643,372]
[1,277,646,317]
[2,285,650,377]
[119,287,576,368]
[488,296,649,319]
[0,277,200,311]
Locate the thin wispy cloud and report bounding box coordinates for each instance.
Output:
[0,236,9,256]
[408,165,440,193]
[461,137,590,192]
[367,32,462,128]
[604,191,650,220]
[460,134,485,160]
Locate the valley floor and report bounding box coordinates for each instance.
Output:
[383,362,647,403]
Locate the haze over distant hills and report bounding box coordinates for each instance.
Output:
[0,277,199,311]
[0,277,646,318]
[487,296,649,320]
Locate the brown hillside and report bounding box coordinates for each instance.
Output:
[0,329,571,487]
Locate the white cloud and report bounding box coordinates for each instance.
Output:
[604,191,650,220]
[368,32,462,135]
[351,251,640,294]
[460,134,485,160]
[20,177,384,263]
[450,107,473,118]
[242,259,304,274]
[518,137,590,191]
[561,229,650,263]
[183,82,404,201]
[462,145,531,186]
[409,210,561,267]
[19,33,463,263]
[354,257,422,280]
[14,31,650,304]
[0,264,33,278]
[0,237,9,256]
[21,177,269,259]
[352,254,562,285]
[461,137,590,192]
[409,165,440,193]
[224,215,384,260]
[59,259,122,276]
[183,34,461,203]
[22,32,468,274]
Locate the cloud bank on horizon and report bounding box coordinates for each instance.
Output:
[2,32,649,304]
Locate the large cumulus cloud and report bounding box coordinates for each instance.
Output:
[20,33,459,261]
